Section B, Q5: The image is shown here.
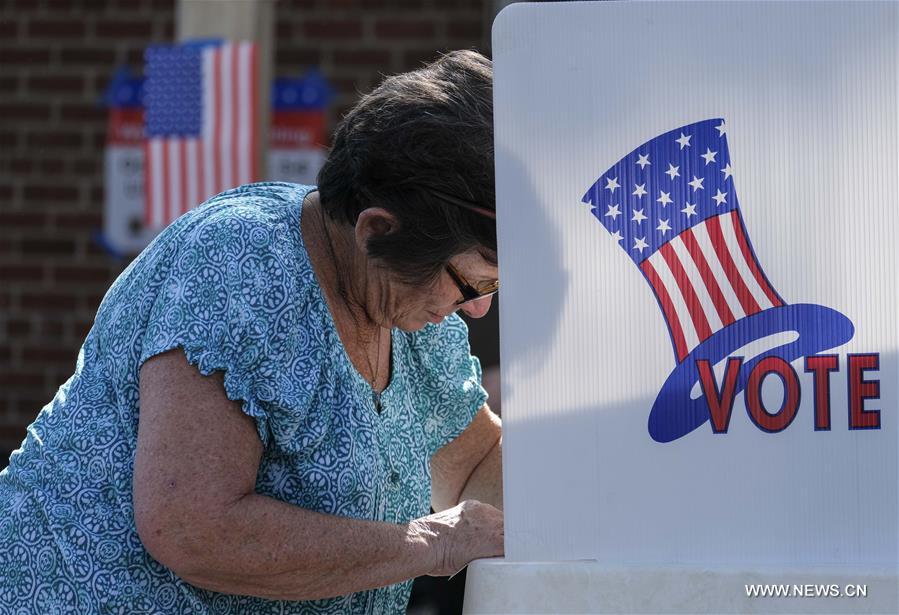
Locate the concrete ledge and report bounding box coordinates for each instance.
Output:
[463,558,898,614]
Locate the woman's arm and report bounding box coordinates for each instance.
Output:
[133,349,503,600]
[430,405,503,512]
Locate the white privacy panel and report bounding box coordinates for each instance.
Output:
[493,1,898,567]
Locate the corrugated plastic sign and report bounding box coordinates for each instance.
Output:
[493,1,898,570]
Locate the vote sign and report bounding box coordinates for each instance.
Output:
[494,1,897,568]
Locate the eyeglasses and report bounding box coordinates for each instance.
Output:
[424,186,499,304]
[446,262,499,306]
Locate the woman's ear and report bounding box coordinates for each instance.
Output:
[354,208,398,251]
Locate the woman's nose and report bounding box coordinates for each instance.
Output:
[459,295,494,319]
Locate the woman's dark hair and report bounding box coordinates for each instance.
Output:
[317,49,496,286]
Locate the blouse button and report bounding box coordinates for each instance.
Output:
[389,471,400,485]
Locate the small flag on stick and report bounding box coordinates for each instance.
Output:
[143,41,258,228]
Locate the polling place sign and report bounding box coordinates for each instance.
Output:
[493,0,897,585]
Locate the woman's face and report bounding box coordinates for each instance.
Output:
[383,249,497,332]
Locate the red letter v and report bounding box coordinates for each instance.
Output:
[697,357,743,433]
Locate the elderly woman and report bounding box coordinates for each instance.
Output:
[0,50,503,613]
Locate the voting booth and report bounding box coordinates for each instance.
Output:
[467,2,898,612]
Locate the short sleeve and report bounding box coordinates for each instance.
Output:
[139,203,302,448]
[411,314,489,456]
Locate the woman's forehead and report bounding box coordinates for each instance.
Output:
[452,250,499,278]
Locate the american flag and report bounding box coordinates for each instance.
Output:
[583,119,784,362]
[143,41,258,228]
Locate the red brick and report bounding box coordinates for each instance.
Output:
[26,132,83,148]
[0,265,44,282]
[315,0,415,6]
[161,19,174,39]
[0,103,52,121]
[0,132,17,147]
[124,47,147,65]
[20,238,77,256]
[0,21,17,39]
[21,293,78,311]
[45,0,80,9]
[11,0,38,10]
[23,185,79,202]
[0,430,26,454]
[83,294,105,311]
[4,320,32,338]
[21,346,77,365]
[276,21,295,38]
[60,103,106,122]
[302,19,363,39]
[90,131,106,149]
[85,241,112,258]
[435,0,481,7]
[276,46,323,67]
[14,398,50,418]
[28,20,86,38]
[71,320,94,339]
[0,212,48,228]
[447,19,483,40]
[333,49,392,67]
[0,423,26,444]
[52,265,112,283]
[41,321,65,337]
[53,212,102,230]
[144,0,176,8]
[26,75,86,94]
[10,159,33,173]
[39,159,65,174]
[12,394,51,414]
[46,369,72,388]
[330,77,364,97]
[0,184,12,199]
[95,20,152,38]
[112,0,145,9]
[0,48,51,65]
[374,19,435,39]
[58,47,117,66]
[280,0,316,8]
[0,371,42,387]
[72,159,100,175]
[402,48,447,71]
[0,76,18,93]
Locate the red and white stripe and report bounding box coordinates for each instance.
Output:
[640,210,783,361]
[145,41,258,229]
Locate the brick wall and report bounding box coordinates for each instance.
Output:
[0,0,494,457]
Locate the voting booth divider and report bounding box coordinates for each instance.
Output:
[465,2,899,613]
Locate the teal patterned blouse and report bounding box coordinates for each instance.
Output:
[0,183,487,614]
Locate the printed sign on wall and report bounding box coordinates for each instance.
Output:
[494,1,897,567]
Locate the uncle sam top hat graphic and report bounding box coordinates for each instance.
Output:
[582,118,855,443]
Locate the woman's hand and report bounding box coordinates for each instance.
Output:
[411,500,504,577]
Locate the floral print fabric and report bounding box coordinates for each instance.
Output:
[0,183,487,614]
